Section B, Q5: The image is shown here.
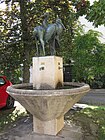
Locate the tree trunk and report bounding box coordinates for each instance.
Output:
[19,0,30,83]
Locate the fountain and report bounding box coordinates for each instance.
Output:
[7,14,90,136]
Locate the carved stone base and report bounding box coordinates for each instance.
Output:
[33,116,64,135]
[32,56,63,89]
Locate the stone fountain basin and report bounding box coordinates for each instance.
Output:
[7,82,90,121]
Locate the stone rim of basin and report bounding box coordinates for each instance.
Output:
[7,82,90,96]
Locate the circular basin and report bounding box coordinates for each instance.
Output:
[7,82,90,121]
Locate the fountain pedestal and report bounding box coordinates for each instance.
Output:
[7,82,90,136]
[32,56,64,135]
[33,56,63,89]
[7,56,90,136]
[33,116,64,135]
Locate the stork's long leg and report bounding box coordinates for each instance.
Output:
[39,32,45,56]
[40,39,45,56]
[50,38,56,55]
[36,41,39,56]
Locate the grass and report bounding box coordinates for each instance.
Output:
[0,107,27,132]
[82,106,105,139]
[65,105,105,140]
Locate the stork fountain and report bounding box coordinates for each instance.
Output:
[7,13,90,136]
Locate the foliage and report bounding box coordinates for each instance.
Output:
[1,0,105,85]
[86,0,105,27]
[72,0,90,17]
[72,30,105,87]
[0,2,23,83]
[0,107,27,132]
[80,107,105,139]
[71,0,105,87]
[0,0,80,82]
[65,106,105,139]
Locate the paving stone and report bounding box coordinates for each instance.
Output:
[84,135,98,140]
[14,123,83,140]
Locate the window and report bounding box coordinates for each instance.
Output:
[0,78,6,86]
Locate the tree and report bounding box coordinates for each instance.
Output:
[72,30,105,87]
[82,0,105,87]
[86,0,105,27]
[0,1,23,83]
[0,0,35,83]
[1,0,80,82]
[2,0,98,83]
[19,0,31,83]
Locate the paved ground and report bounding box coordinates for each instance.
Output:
[15,123,83,140]
[79,89,105,105]
[0,102,83,140]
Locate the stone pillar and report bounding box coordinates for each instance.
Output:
[33,116,64,135]
[32,56,63,89]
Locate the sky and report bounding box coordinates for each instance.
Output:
[0,2,6,10]
[79,0,105,43]
[79,16,105,43]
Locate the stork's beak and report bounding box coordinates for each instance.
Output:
[61,22,66,30]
